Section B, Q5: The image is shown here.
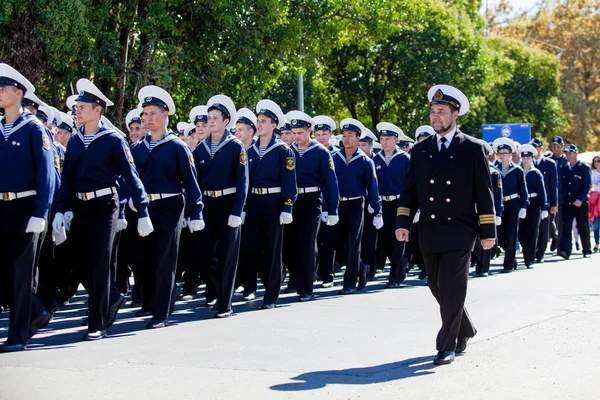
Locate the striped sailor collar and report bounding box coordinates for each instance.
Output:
[0,110,38,138]
[523,166,539,176]
[202,129,237,156]
[335,147,366,165]
[499,161,521,177]
[291,139,320,155]
[374,146,404,163]
[76,123,117,146]
[142,130,178,151]
[251,133,286,158]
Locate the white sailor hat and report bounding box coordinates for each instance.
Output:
[236,108,258,132]
[513,141,521,149]
[125,109,142,127]
[49,106,61,125]
[76,78,114,107]
[373,142,382,150]
[138,85,176,115]
[479,139,494,156]
[398,133,415,143]
[415,125,435,139]
[66,94,78,111]
[329,137,340,147]
[313,115,336,132]
[189,105,208,124]
[376,122,403,138]
[360,128,378,143]
[176,122,188,134]
[101,116,126,137]
[280,115,292,132]
[340,118,364,135]
[57,112,74,133]
[493,137,516,153]
[428,84,470,116]
[36,102,53,124]
[207,95,237,128]
[286,110,315,129]
[184,123,195,137]
[0,63,35,94]
[256,99,285,128]
[517,144,537,157]
[22,92,43,109]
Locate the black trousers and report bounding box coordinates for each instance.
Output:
[335,199,364,290]
[135,196,184,319]
[559,202,591,257]
[241,193,284,304]
[380,201,406,284]
[286,192,321,296]
[35,215,57,310]
[422,250,476,352]
[361,206,377,274]
[0,197,46,345]
[518,206,541,266]
[472,238,493,274]
[497,199,520,269]
[70,194,120,331]
[125,206,146,305]
[317,222,337,283]
[176,227,193,283]
[113,225,132,294]
[193,195,241,313]
[536,212,551,261]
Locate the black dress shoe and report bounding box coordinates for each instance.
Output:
[455,337,470,353]
[357,263,369,290]
[433,351,455,365]
[0,343,25,353]
[298,294,314,302]
[82,330,107,341]
[338,287,354,295]
[135,308,153,317]
[29,311,51,339]
[284,286,297,294]
[261,303,275,310]
[557,250,569,260]
[476,272,488,277]
[385,282,401,289]
[204,298,217,307]
[106,295,125,329]
[536,257,544,263]
[214,310,232,318]
[500,268,511,273]
[583,252,592,258]
[146,318,168,329]
[526,264,534,269]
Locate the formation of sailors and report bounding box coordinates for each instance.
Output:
[0,62,593,353]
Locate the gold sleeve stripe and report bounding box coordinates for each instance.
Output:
[397,207,410,217]
[479,214,496,224]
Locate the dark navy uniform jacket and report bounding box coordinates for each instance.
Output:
[524,167,548,210]
[0,111,55,218]
[559,161,591,205]
[192,129,248,217]
[490,165,504,217]
[396,131,496,252]
[535,156,558,208]
[333,148,381,214]
[50,138,65,201]
[498,162,529,209]
[550,154,568,172]
[132,132,203,220]
[291,140,339,216]
[57,123,149,218]
[373,147,410,196]
[247,134,297,213]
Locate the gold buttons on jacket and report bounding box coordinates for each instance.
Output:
[447,217,452,220]
[430,179,435,184]
[429,197,434,201]
[431,214,436,219]
[446,198,451,203]
[446,180,451,185]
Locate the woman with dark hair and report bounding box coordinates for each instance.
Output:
[589,156,600,252]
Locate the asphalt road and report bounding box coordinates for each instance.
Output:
[1,250,599,400]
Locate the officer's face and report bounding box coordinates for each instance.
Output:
[551,143,563,157]
[292,127,311,146]
[55,128,72,147]
[256,115,276,136]
[511,152,521,163]
[429,104,457,134]
[358,141,373,155]
[0,85,21,108]
[280,130,294,145]
[142,106,168,132]
[235,122,254,144]
[315,129,332,146]
[75,101,101,125]
[565,151,577,164]
[128,123,143,142]
[207,110,229,133]
[380,136,398,152]
[533,146,543,158]
[341,130,360,149]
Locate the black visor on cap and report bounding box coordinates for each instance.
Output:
[0,76,27,93]
[194,115,207,124]
[552,136,564,144]
[565,144,578,152]
[399,141,410,146]
[497,144,512,152]
[237,117,256,132]
[208,103,230,120]
[76,90,107,108]
[359,137,373,143]
[21,98,39,109]
[417,132,431,138]
[129,117,142,126]
[315,123,331,131]
[342,124,361,134]
[258,109,279,124]
[430,89,461,110]
[273,127,281,135]
[282,123,291,131]
[36,111,48,122]
[142,96,169,111]
[58,122,73,133]
[290,119,311,129]
[521,152,534,157]
[530,138,543,147]
[379,129,398,137]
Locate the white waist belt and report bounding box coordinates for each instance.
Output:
[0,190,37,201]
[529,192,538,198]
[251,187,282,195]
[77,187,117,201]
[503,193,520,201]
[298,187,320,194]
[340,196,363,201]
[203,187,237,198]
[381,195,400,201]
[148,193,180,202]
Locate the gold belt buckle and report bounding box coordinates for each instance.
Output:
[2,192,14,201]
[209,191,218,198]
[148,194,155,201]
[81,192,90,201]
[259,188,267,195]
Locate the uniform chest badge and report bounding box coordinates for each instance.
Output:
[42,134,51,150]
[286,157,295,171]
[376,165,382,170]
[329,158,335,170]
[240,151,247,166]
[189,153,195,167]
[125,147,134,163]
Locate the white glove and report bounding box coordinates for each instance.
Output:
[188,219,205,232]
[495,216,502,226]
[367,204,374,214]
[326,215,339,226]
[373,215,384,230]
[228,215,242,228]
[181,218,188,229]
[53,226,67,245]
[52,212,65,232]
[321,212,328,223]
[137,217,154,237]
[241,212,246,224]
[128,198,137,212]
[25,217,46,233]
[541,210,549,219]
[280,212,293,225]
[518,208,527,219]
[116,219,128,232]
[64,211,74,231]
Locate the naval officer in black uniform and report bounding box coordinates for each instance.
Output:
[396,85,496,365]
